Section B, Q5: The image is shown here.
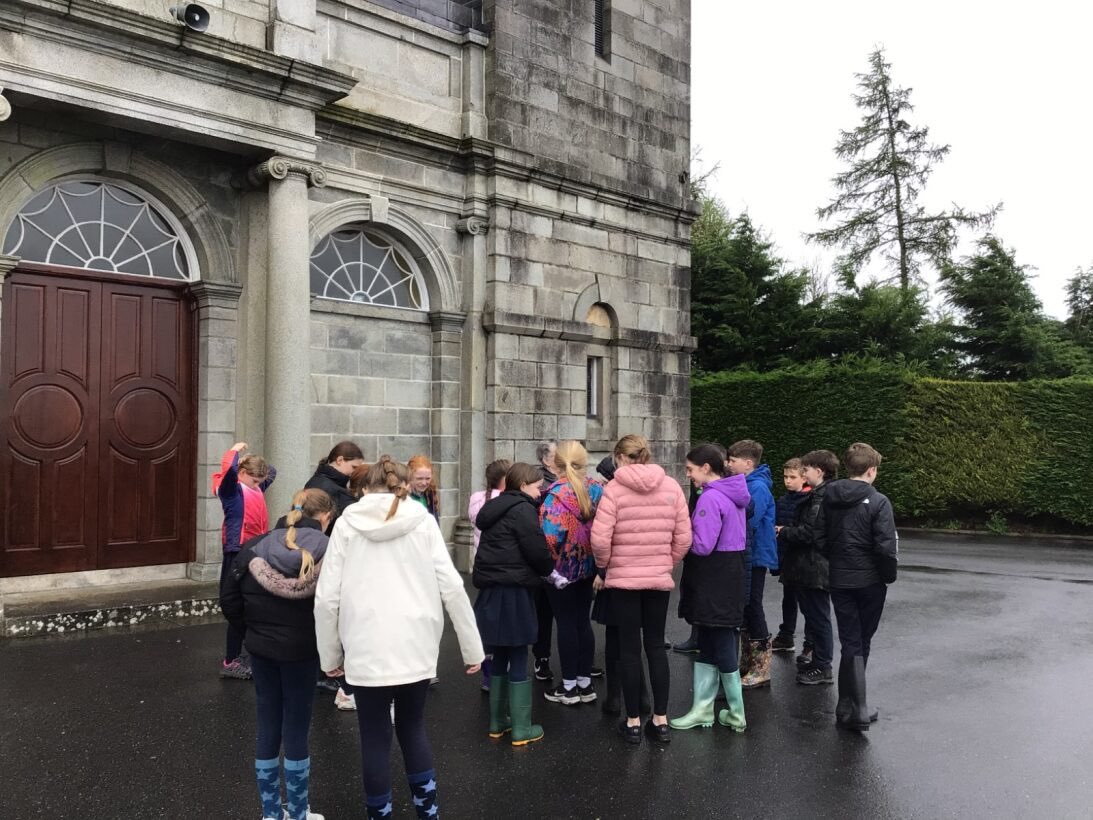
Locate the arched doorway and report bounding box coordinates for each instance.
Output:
[0,180,197,577]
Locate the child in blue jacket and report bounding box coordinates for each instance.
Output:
[726,439,777,689]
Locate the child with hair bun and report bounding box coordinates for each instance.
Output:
[220,488,335,820]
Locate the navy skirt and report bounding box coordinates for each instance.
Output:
[591,587,616,626]
[474,585,538,647]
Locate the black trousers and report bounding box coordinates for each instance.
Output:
[742,566,769,639]
[696,625,739,674]
[545,578,595,681]
[533,586,554,661]
[778,582,799,637]
[831,583,887,661]
[796,587,834,670]
[352,679,433,803]
[612,589,670,718]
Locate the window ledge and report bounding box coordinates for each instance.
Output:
[309,296,431,324]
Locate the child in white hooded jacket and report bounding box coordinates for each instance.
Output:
[315,457,483,820]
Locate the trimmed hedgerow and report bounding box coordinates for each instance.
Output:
[692,365,1093,530]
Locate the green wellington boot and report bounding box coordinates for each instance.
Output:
[508,679,544,746]
[668,662,719,730]
[488,674,511,738]
[717,670,747,732]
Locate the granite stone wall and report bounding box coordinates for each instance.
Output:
[484,0,690,206]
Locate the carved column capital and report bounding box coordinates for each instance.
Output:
[189,280,243,311]
[455,216,490,236]
[247,156,327,189]
[429,310,467,334]
[0,86,10,123]
[0,254,19,280]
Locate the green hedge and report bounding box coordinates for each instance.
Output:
[692,365,1093,529]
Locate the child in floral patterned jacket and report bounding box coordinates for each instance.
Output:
[539,440,604,705]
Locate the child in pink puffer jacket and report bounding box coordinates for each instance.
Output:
[591,434,691,746]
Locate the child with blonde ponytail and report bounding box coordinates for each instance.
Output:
[539,440,604,705]
[220,488,335,820]
[315,456,483,820]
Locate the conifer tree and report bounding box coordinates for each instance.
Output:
[809,49,997,294]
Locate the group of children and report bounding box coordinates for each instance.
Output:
[216,434,899,820]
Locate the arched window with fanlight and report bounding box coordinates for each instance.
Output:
[309,226,428,311]
[2,180,193,280]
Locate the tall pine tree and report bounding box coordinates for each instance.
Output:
[809,49,997,294]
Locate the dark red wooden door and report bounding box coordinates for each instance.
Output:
[0,269,195,577]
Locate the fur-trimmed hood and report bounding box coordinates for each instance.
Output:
[247,555,322,599]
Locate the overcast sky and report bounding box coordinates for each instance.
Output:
[691,1,1093,319]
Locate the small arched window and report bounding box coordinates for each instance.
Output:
[2,181,191,280]
[309,227,428,311]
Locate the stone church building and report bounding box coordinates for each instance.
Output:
[0,0,692,608]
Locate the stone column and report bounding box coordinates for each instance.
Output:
[0,85,11,122]
[429,309,467,561]
[0,254,19,349]
[248,157,326,520]
[452,214,489,571]
[188,280,243,581]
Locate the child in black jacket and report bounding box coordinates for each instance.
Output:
[473,462,554,746]
[772,457,811,653]
[816,443,898,732]
[220,488,334,820]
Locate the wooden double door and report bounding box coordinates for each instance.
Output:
[1,267,196,577]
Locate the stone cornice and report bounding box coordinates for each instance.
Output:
[317,108,696,226]
[247,158,328,189]
[482,309,696,353]
[1,0,357,111]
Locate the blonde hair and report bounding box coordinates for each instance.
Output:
[365,456,412,520]
[614,434,652,465]
[284,488,334,580]
[553,440,593,518]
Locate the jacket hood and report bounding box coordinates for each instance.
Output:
[339,493,429,541]
[614,463,666,494]
[252,518,327,577]
[476,491,532,530]
[824,478,875,508]
[314,462,350,487]
[706,474,750,507]
[744,463,772,490]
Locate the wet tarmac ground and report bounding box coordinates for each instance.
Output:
[2,535,1092,819]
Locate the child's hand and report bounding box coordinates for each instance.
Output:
[324,666,345,677]
[465,663,482,675]
[231,442,248,452]
[593,575,605,592]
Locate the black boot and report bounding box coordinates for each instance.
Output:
[835,656,853,724]
[672,625,700,653]
[602,658,621,716]
[842,656,873,731]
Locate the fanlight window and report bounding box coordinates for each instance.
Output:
[3,181,190,280]
[310,228,428,310]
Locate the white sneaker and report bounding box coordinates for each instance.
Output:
[334,688,357,711]
[282,809,324,820]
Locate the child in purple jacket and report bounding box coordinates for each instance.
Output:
[670,443,750,733]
